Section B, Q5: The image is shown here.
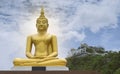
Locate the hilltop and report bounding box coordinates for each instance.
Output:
[66,43,120,74]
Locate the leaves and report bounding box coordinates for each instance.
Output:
[66,43,120,74]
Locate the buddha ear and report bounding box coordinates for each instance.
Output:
[36,24,37,28]
[47,24,49,27]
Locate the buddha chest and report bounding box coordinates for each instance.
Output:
[31,34,52,45]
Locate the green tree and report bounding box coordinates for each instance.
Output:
[67,43,120,74]
[114,68,120,74]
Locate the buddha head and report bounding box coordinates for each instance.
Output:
[36,7,49,33]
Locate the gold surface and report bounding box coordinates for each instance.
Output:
[13,7,67,66]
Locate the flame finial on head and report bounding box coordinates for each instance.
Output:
[40,6,45,18]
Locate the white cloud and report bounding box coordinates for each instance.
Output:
[68,0,120,33]
[0,31,25,70]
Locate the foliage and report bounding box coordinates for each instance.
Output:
[66,44,120,74]
[114,68,120,74]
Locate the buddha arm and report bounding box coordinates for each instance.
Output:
[26,36,33,58]
[48,35,58,57]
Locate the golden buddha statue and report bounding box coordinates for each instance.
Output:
[13,7,67,66]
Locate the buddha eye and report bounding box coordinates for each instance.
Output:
[42,21,45,24]
[42,20,47,24]
[37,21,41,25]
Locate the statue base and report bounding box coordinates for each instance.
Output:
[11,66,69,71]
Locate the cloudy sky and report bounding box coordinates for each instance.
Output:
[0,0,120,70]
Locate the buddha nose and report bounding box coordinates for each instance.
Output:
[40,24,44,26]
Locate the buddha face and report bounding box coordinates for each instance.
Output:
[36,19,48,32]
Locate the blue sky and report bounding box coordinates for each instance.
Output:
[0,0,120,70]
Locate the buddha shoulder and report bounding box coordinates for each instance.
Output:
[26,34,35,38]
[51,34,57,39]
[26,34,38,40]
[46,34,57,39]
[26,34,57,40]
